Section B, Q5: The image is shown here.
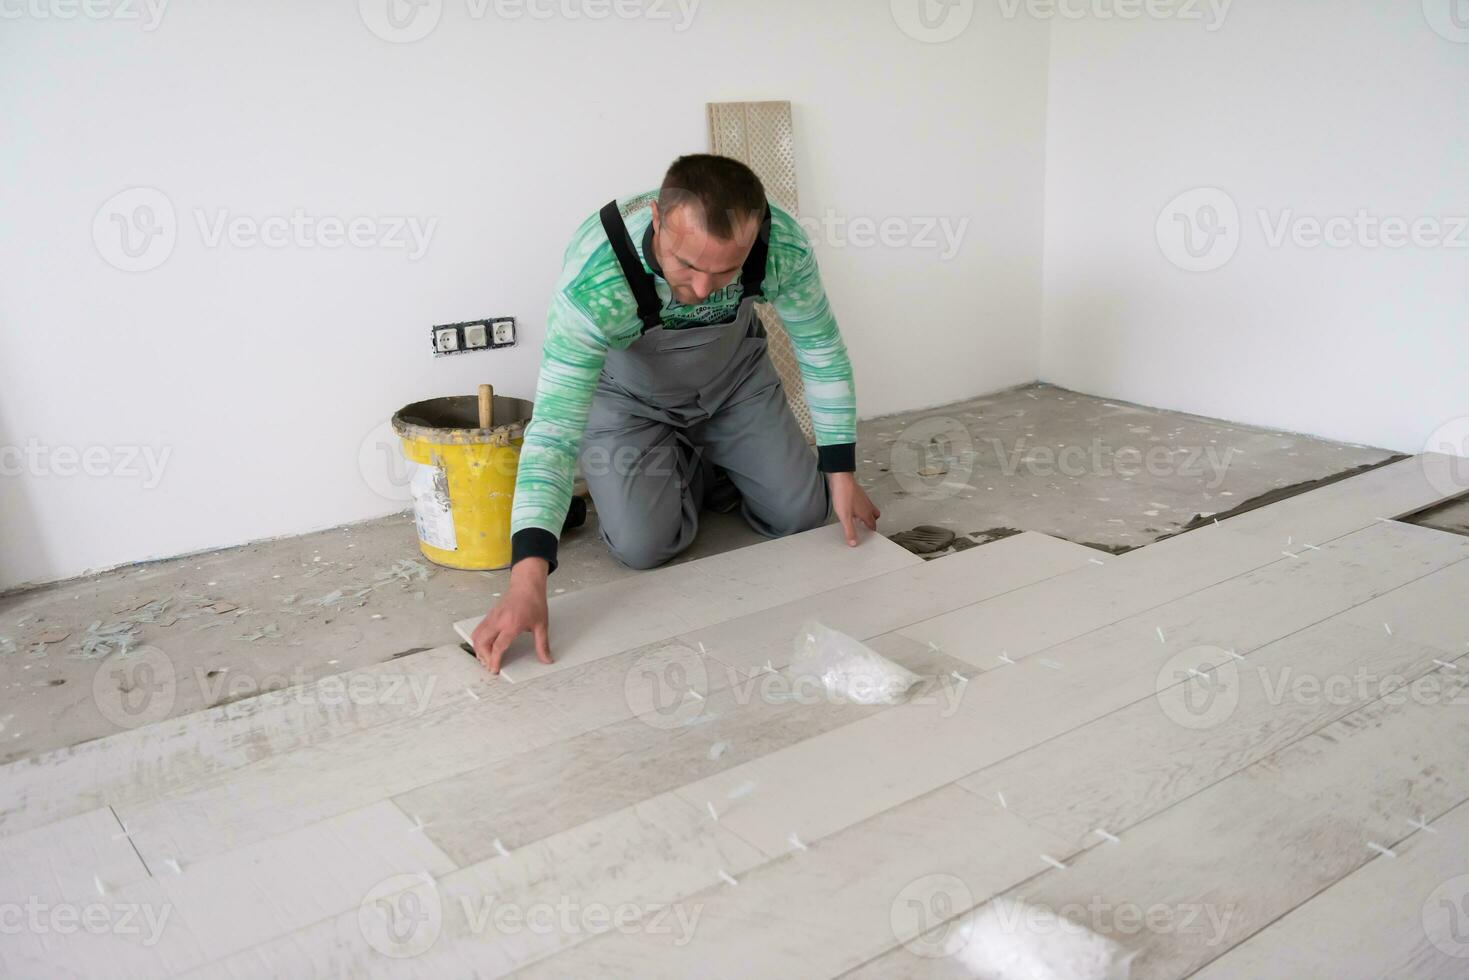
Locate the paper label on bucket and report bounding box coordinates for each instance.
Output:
[409,460,457,552]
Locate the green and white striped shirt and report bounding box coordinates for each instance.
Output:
[510,191,857,568]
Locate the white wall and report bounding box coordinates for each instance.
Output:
[1039,0,1468,454]
[0,0,1051,590]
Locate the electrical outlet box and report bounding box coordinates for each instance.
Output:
[430,317,517,357]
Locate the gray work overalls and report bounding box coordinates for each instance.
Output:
[578,199,830,570]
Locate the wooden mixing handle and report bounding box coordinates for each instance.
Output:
[478,384,494,429]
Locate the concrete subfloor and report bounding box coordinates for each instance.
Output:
[0,382,1404,764]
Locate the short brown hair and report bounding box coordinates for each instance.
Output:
[659,154,767,240]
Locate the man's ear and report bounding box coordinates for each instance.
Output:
[649,200,661,228]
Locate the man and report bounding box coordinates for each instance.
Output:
[471,154,879,672]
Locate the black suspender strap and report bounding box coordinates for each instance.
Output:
[599,201,664,334]
[739,205,773,300]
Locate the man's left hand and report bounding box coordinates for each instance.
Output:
[828,471,881,547]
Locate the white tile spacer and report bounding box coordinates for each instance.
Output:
[465,688,481,701]
[1408,815,1438,834]
[1384,623,1394,636]
[788,832,808,852]
[1226,649,1245,662]
[1365,841,1396,858]
[928,640,941,652]
[1286,536,1293,546]
[164,858,183,875]
[763,660,777,675]
[493,838,510,858]
[950,670,969,685]
[1093,828,1121,844]
[707,801,719,822]
[1434,660,1459,671]
[1039,659,1063,670]
[1282,551,1299,559]
[697,642,707,656]
[1187,667,1210,680]
[688,689,706,700]
[996,790,1007,809]
[1040,854,1068,871]
[1156,626,1166,644]
[94,875,107,896]
[997,653,1015,665]
[409,815,426,834]
[1302,544,1321,551]
[1088,557,1106,565]
[718,869,739,887]
[727,781,757,801]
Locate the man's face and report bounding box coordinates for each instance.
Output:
[650,202,760,306]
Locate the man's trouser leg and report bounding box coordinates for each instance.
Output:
[580,411,705,571]
[692,360,830,539]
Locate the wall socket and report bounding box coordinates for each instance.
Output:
[431,317,516,357]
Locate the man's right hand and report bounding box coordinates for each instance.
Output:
[471,558,553,674]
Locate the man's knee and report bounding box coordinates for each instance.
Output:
[607,535,683,571]
[755,478,829,538]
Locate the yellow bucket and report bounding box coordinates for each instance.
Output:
[391,393,534,571]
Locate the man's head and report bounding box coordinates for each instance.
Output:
[650,154,767,305]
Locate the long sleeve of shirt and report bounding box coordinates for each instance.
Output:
[509,193,857,571]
